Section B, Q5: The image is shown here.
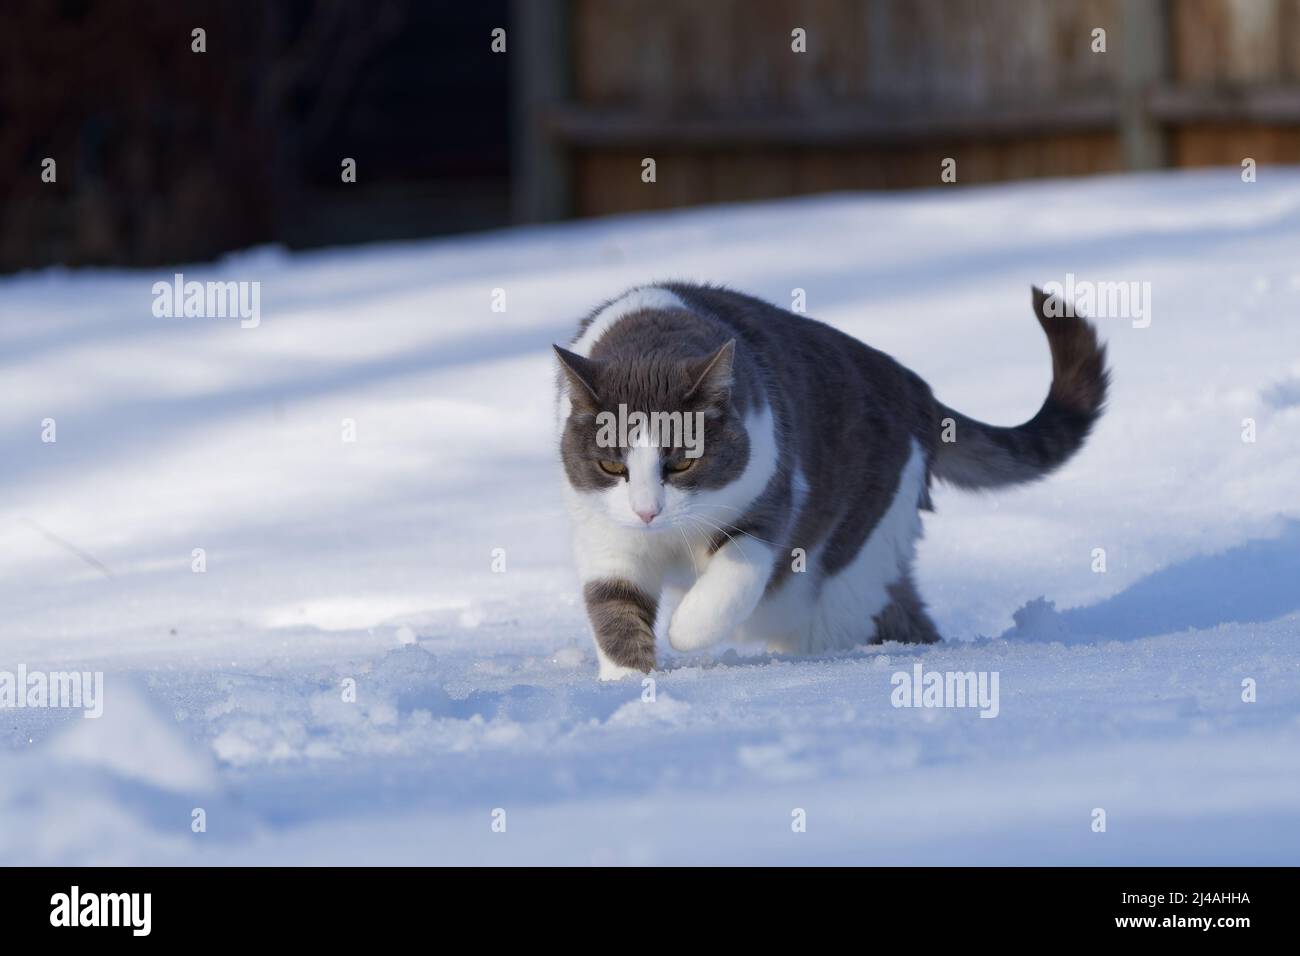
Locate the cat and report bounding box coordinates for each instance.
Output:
[555,283,1108,679]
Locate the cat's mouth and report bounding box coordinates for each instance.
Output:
[614,509,678,532]
[630,516,673,532]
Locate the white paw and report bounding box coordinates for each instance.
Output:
[668,591,734,651]
[598,659,641,681]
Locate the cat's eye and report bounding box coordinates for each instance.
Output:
[597,459,627,477]
[665,458,695,474]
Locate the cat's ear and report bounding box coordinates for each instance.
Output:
[553,345,601,405]
[684,339,736,406]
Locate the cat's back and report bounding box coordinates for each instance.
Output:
[567,282,934,428]
[661,282,934,412]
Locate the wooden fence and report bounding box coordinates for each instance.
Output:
[512,0,1300,221]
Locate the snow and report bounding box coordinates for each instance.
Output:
[1,168,1298,864]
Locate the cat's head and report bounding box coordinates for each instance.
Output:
[555,340,751,530]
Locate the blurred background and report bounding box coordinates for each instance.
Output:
[3,0,1300,273]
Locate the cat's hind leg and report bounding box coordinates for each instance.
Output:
[871,573,941,645]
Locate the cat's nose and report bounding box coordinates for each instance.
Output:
[635,508,659,525]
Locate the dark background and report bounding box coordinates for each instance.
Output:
[0,0,510,272]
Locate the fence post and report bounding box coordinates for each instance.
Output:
[1119,0,1171,170]
[511,0,571,222]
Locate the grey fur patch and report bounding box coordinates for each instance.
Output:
[662,282,939,583]
[871,574,941,645]
[583,578,658,672]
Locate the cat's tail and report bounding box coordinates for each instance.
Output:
[931,286,1109,491]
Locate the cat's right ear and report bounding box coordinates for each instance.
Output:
[553,345,601,406]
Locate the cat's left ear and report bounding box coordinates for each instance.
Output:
[553,344,602,406]
[684,339,736,406]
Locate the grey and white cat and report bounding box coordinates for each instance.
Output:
[555,283,1108,679]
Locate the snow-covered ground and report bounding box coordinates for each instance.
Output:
[1,170,1298,865]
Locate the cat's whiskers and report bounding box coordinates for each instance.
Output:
[681,513,758,567]
[676,524,700,577]
[687,504,785,549]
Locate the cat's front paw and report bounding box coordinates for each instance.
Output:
[598,658,643,681]
[668,592,734,651]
